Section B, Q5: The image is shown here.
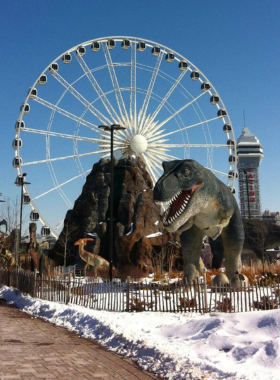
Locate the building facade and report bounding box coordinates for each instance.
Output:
[237,127,263,219]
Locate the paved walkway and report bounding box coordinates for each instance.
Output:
[0,300,160,380]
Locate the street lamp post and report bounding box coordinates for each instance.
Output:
[15,173,31,265]
[243,171,251,220]
[98,124,126,281]
[0,193,6,233]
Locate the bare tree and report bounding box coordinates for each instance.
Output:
[57,222,79,270]
[243,219,269,272]
[151,246,167,276]
[0,196,19,236]
[166,242,181,276]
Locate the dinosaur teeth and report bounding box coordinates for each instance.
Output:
[162,191,193,226]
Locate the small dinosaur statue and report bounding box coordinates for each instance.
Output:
[74,238,109,274]
[0,249,16,271]
[0,234,16,271]
[153,159,244,283]
[28,223,47,276]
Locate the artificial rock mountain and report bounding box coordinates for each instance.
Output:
[51,157,179,271]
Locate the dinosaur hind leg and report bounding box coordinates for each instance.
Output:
[180,225,204,283]
[221,212,244,280]
[210,235,224,269]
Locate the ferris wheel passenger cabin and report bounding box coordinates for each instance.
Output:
[201,82,211,92]
[107,39,116,50]
[28,87,37,99]
[30,211,39,222]
[12,157,22,168]
[20,103,30,115]
[49,63,59,74]
[179,61,188,70]
[151,46,160,56]
[91,41,100,52]
[38,75,47,85]
[190,71,200,80]
[165,52,174,62]
[23,194,30,204]
[41,226,51,236]
[137,41,146,51]
[62,53,72,64]
[122,39,130,49]
[210,95,219,105]
[15,120,25,132]
[12,138,22,149]
[76,45,86,57]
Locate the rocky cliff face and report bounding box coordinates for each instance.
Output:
[51,157,178,271]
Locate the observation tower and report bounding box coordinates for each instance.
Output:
[237,127,263,219]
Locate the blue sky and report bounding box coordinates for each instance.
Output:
[1,1,280,235]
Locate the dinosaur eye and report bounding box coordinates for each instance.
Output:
[184,168,190,175]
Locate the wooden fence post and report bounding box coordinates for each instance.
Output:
[203,272,208,313]
[67,273,71,304]
[126,277,130,311]
[33,272,37,298]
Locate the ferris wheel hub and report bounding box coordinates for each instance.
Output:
[130,134,148,154]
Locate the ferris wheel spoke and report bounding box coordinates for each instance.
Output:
[102,42,130,126]
[54,219,65,231]
[93,129,127,145]
[98,140,128,151]
[130,42,137,133]
[149,116,221,141]
[144,97,192,139]
[147,137,170,146]
[32,169,91,201]
[75,55,120,123]
[207,168,228,177]
[144,70,188,133]
[162,143,228,148]
[155,91,207,130]
[141,154,159,185]
[146,155,166,180]
[145,151,167,171]
[52,72,112,125]
[23,127,104,144]
[145,126,166,140]
[22,149,111,167]
[33,97,99,131]
[138,52,164,133]
[147,144,169,152]
[100,149,125,160]
[46,163,73,209]
[28,198,58,237]
[98,130,131,148]
[147,149,176,160]
[148,150,178,164]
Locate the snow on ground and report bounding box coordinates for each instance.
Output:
[0,285,279,380]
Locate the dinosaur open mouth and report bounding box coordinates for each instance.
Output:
[155,182,203,226]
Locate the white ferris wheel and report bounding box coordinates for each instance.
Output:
[13,36,238,238]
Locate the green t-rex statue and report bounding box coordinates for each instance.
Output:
[153,159,244,283]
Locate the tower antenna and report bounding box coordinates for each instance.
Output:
[243,110,246,128]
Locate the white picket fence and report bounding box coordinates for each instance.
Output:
[0,268,279,313]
